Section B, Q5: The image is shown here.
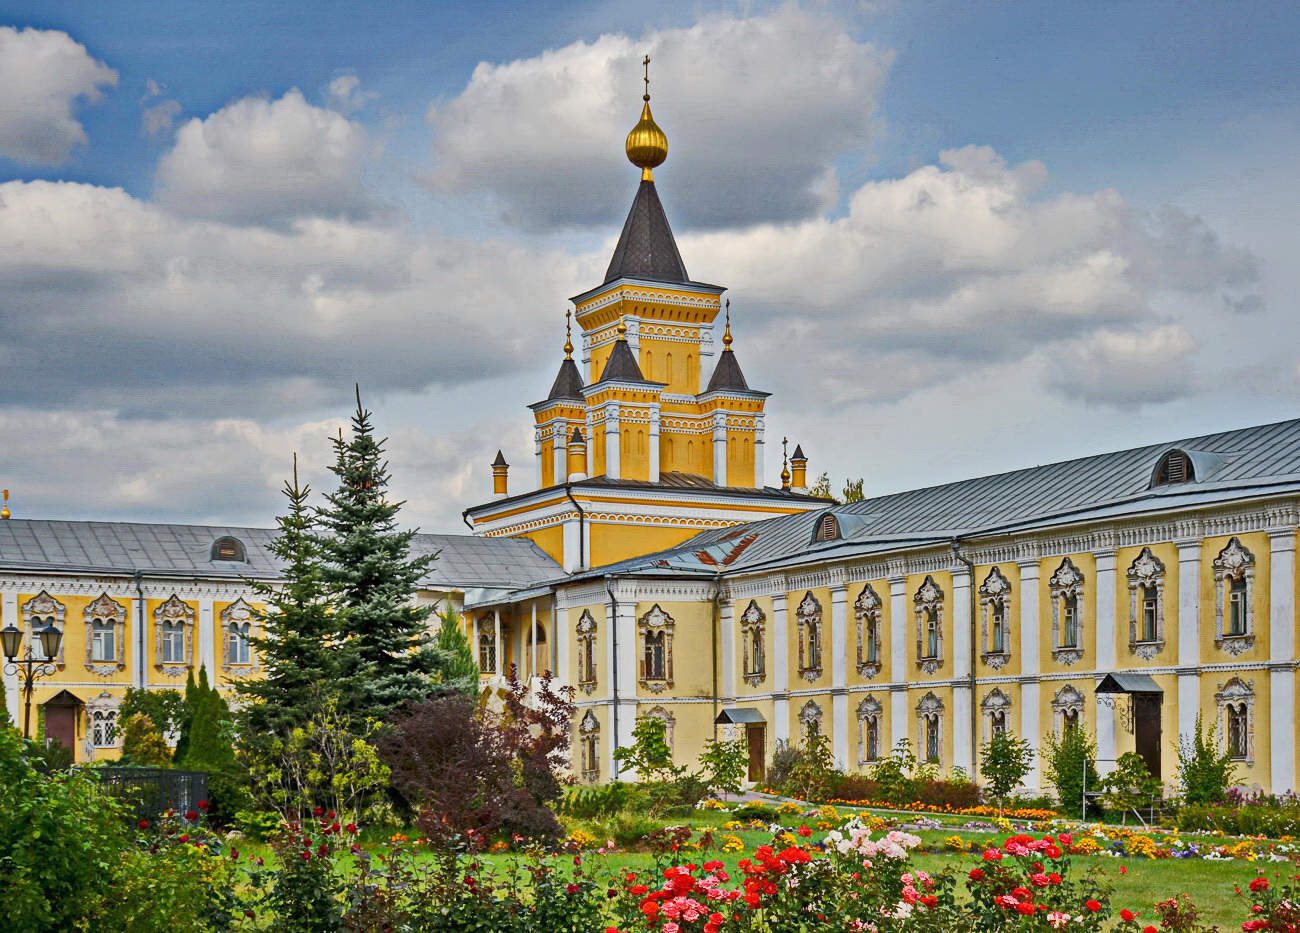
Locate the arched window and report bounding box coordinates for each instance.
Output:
[91,709,117,748]
[913,576,945,673]
[1049,558,1086,664]
[1126,547,1167,659]
[576,610,598,694]
[478,631,497,673]
[645,350,653,379]
[154,594,194,673]
[1152,450,1195,486]
[1052,685,1085,733]
[854,584,882,678]
[665,353,673,384]
[686,353,693,384]
[221,599,256,670]
[1213,538,1256,654]
[1215,677,1255,764]
[798,699,823,738]
[979,567,1012,668]
[83,592,126,673]
[916,692,944,765]
[579,711,600,782]
[857,695,882,765]
[228,620,250,665]
[982,688,1013,740]
[796,592,823,681]
[210,536,246,561]
[739,599,766,686]
[638,604,675,689]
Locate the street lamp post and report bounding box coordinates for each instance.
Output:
[1,622,63,739]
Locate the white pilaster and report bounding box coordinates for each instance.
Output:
[830,582,848,769]
[198,598,215,677]
[604,403,620,480]
[771,588,789,745]
[534,427,544,488]
[530,602,538,680]
[610,588,638,781]
[562,515,583,572]
[712,412,728,486]
[1093,549,1118,771]
[952,684,973,776]
[494,609,502,677]
[1017,560,1042,791]
[648,408,661,483]
[720,595,735,703]
[2,589,18,725]
[554,606,569,686]
[1269,531,1296,793]
[553,424,568,486]
[754,416,765,488]
[891,686,908,755]
[469,613,478,670]
[888,576,907,684]
[1176,541,1203,747]
[952,568,972,679]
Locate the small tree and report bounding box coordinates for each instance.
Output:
[698,737,748,796]
[808,472,833,499]
[432,604,479,695]
[785,727,837,802]
[1100,751,1162,823]
[496,667,575,807]
[979,730,1035,816]
[177,667,242,822]
[614,715,678,783]
[870,739,920,804]
[115,687,186,744]
[1043,725,1098,817]
[120,713,173,767]
[841,477,865,502]
[1177,714,1236,804]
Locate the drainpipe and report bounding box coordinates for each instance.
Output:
[564,483,586,571]
[712,571,722,742]
[133,570,147,691]
[604,574,620,778]
[460,509,473,532]
[951,539,978,781]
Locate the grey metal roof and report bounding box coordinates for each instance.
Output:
[0,520,560,589]
[571,416,1300,582]
[705,348,750,392]
[604,179,689,284]
[546,357,585,400]
[595,338,651,384]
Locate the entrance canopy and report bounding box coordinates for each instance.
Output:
[1095,672,1162,695]
[715,708,765,725]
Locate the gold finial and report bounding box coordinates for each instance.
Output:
[616,316,628,341]
[723,299,733,350]
[780,438,791,490]
[1,489,8,520]
[625,54,668,181]
[564,310,574,359]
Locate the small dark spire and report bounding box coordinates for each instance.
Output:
[570,426,585,444]
[705,300,750,391]
[792,444,806,461]
[597,337,650,384]
[547,358,585,400]
[604,180,689,284]
[492,450,509,467]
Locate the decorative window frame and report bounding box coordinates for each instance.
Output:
[1213,537,1256,656]
[221,598,257,674]
[798,699,823,737]
[83,592,127,675]
[981,687,1013,740]
[916,691,944,765]
[84,690,120,755]
[477,629,497,673]
[1214,677,1255,765]
[21,590,67,667]
[637,603,675,692]
[1126,547,1167,660]
[854,584,883,678]
[913,576,945,674]
[1049,557,1086,665]
[739,599,766,687]
[978,567,1012,670]
[579,710,600,781]
[643,705,676,755]
[153,594,195,676]
[576,610,598,694]
[856,694,882,766]
[795,591,823,682]
[1051,685,1085,733]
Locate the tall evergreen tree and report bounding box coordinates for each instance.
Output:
[315,387,442,721]
[237,454,344,734]
[172,667,198,763]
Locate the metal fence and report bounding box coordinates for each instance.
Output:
[94,767,209,821]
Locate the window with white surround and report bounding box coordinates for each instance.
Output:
[643,706,676,755]
[798,699,823,738]
[638,604,675,691]
[221,598,256,671]
[1051,685,1085,733]
[1213,538,1256,655]
[795,592,823,682]
[857,695,882,765]
[576,610,598,694]
[913,576,945,674]
[579,710,600,781]
[1049,558,1086,665]
[916,692,944,764]
[91,709,117,748]
[21,590,66,665]
[84,592,127,675]
[154,594,195,675]
[739,599,766,686]
[854,584,883,678]
[978,567,1012,669]
[1215,677,1254,764]
[982,688,1012,739]
[478,631,497,672]
[1126,547,1167,660]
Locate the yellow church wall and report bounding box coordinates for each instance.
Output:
[974,563,1020,677]
[1037,552,1097,675]
[14,591,134,688]
[636,600,716,698]
[591,424,606,476]
[1114,542,1179,667]
[620,421,650,480]
[576,704,611,783]
[1199,532,1272,663]
[785,586,832,690]
[589,523,700,569]
[564,603,606,700]
[638,701,718,771]
[726,429,755,487]
[212,598,264,688]
[905,570,954,682]
[520,524,565,568]
[540,441,554,487]
[144,595,201,687]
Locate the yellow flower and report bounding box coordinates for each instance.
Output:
[721,834,745,853]
[818,805,841,823]
[944,835,966,851]
[777,802,803,817]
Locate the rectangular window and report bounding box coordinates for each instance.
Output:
[925,716,940,763]
[866,718,879,761]
[1062,596,1079,648]
[990,604,1005,652]
[92,623,115,662]
[1141,586,1158,642]
[161,623,184,664]
[1227,705,1248,759]
[1228,579,1247,635]
[478,634,496,673]
[229,624,250,665]
[643,631,666,681]
[866,620,879,663]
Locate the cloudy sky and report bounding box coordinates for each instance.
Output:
[0,0,1296,531]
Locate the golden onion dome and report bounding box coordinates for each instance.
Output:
[626,96,668,180]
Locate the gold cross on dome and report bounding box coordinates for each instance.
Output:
[643,55,650,95]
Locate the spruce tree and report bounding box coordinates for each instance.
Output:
[237,454,344,734]
[315,387,441,721]
[433,603,478,696]
[172,668,198,763]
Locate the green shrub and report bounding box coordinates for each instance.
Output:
[233,809,284,841]
[1043,725,1098,817]
[767,740,800,789]
[1177,714,1236,804]
[587,811,664,848]
[731,802,772,822]
[557,783,632,819]
[868,740,920,804]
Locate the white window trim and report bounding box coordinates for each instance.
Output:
[739,599,766,686]
[638,604,675,692]
[1049,558,1086,665]
[1215,677,1255,765]
[1051,684,1085,733]
[978,567,1012,670]
[981,687,1013,741]
[578,710,600,781]
[798,698,823,737]
[913,576,945,674]
[856,694,883,766]
[1126,547,1167,660]
[576,610,598,694]
[1213,537,1256,656]
[21,590,67,666]
[221,598,257,674]
[795,591,823,682]
[916,691,944,765]
[854,584,883,678]
[154,594,195,676]
[84,592,127,675]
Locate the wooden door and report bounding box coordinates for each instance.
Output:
[1132,694,1162,781]
[746,724,765,783]
[44,703,77,757]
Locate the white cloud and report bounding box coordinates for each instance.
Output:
[428,5,891,230]
[326,73,378,114]
[142,99,182,136]
[155,89,373,226]
[1045,324,1199,406]
[0,27,117,165]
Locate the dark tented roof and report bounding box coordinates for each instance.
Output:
[706,349,750,392]
[597,339,651,384]
[0,520,560,589]
[546,358,585,400]
[604,180,689,284]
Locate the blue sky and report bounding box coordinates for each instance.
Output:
[0,0,1296,529]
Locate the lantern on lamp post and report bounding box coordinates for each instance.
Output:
[1,621,62,739]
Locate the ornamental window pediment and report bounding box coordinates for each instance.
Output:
[1215,677,1255,764]
[154,594,195,676]
[578,710,600,781]
[1051,685,1085,733]
[978,567,1012,670]
[981,687,1012,739]
[854,584,883,678]
[856,694,883,765]
[21,590,66,666]
[916,691,944,765]
[1213,538,1256,656]
[221,598,257,673]
[576,610,598,694]
[798,699,823,737]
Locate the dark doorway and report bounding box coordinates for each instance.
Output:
[43,690,82,758]
[1132,694,1163,780]
[746,724,765,783]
